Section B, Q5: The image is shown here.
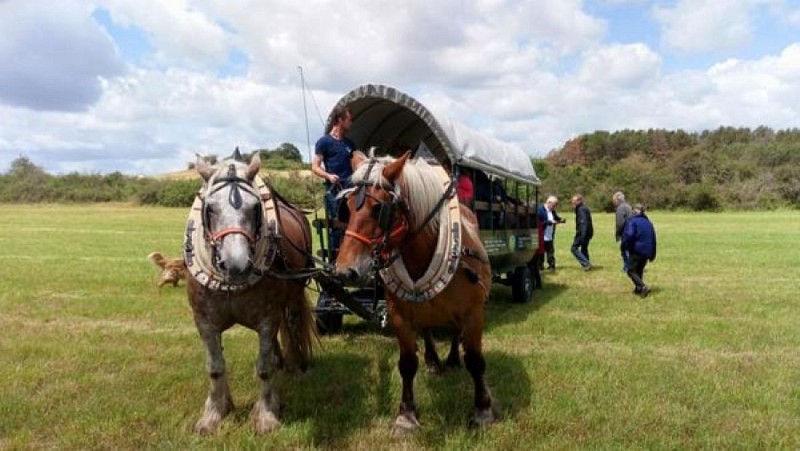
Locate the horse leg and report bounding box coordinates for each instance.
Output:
[251,320,282,434]
[194,325,234,435]
[444,331,462,370]
[392,322,421,433]
[422,328,443,374]
[424,328,461,373]
[462,316,495,428]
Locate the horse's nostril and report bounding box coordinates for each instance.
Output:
[347,269,360,282]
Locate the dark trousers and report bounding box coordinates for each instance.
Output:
[324,189,343,262]
[621,248,630,272]
[626,253,649,290]
[544,240,556,268]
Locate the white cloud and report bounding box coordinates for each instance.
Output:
[0,0,124,111]
[97,0,231,69]
[704,44,800,123]
[0,68,312,175]
[577,43,661,90]
[653,0,756,53]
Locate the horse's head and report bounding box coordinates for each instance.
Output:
[334,151,412,284]
[196,151,264,282]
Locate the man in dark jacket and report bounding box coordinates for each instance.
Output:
[621,204,657,297]
[570,194,594,271]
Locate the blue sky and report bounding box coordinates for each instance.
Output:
[1,0,800,175]
[92,9,151,65]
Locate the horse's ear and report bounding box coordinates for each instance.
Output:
[382,150,412,182]
[196,155,215,181]
[351,150,367,171]
[246,153,261,180]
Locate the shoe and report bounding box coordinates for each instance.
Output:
[639,286,651,298]
[633,287,642,294]
[548,266,556,272]
[583,264,592,272]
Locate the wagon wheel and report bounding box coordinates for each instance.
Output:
[316,311,343,334]
[511,265,534,303]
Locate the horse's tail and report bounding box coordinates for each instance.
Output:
[279,291,317,372]
[274,198,317,371]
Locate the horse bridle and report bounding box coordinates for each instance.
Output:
[337,159,409,267]
[201,164,264,269]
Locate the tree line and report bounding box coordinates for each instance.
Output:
[0,143,319,208]
[3,128,799,211]
[534,126,800,212]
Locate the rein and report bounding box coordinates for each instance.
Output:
[408,177,456,237]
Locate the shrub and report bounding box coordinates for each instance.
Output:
[155,179,201,207]
[687,183,721,211]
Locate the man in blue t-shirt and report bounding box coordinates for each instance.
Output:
[312,106,363,260]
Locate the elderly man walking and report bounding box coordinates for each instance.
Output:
[621,204,657,297]
[537,196,566,271]
[613,192,633,272]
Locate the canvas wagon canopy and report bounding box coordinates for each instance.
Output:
[327,84,540,185]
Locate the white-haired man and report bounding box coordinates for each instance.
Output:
[537,196,566,271]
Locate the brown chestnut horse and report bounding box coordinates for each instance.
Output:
[185,152,316,434]
[334,151,494,431]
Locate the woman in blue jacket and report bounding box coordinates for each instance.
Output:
[621,204,657,297]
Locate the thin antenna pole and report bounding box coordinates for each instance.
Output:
[298,66,313,163]
[298,66,328,263]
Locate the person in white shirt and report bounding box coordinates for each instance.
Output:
[536,196,566,270]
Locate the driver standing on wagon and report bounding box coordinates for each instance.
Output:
[312,106,364,260]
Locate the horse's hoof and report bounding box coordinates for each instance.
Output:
[194,398,233,435]
[251,400,281,434]
[392,412,421,435]
[252,410,281,435]
[469,408,496,429]
[194,413,223,435]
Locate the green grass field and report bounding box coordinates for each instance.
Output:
[1,204,799,449]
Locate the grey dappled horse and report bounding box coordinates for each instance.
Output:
[186,152,315,434]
